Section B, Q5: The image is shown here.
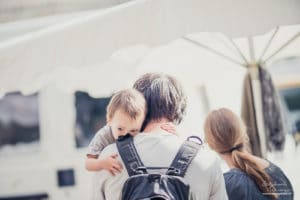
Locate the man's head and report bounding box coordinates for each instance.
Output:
[106,89,147,139]
[133,73,187,127]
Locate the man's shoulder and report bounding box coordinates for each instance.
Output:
[184,144,222,185]
[182,144,227,199]
[191,144,220,168]
[101,142,118,156]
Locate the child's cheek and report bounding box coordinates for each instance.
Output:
[130,132,138,137]
[112,130,119,140]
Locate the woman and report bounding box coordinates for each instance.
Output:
[204,108,294,200]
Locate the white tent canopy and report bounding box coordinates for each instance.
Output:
[134,25,300,112]
[0,0,300,96]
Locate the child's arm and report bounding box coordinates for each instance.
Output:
[85,125,116,171]
[85,154,123,175]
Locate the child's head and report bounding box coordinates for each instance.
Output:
[106,89,147,139]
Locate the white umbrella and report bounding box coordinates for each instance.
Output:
[134,24,300,157]
[0,0,300,96]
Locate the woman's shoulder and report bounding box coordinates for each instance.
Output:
[265,160,292,183]
[265,160,284,174]
[265,161,294,199]
[224,168,253,186]
[223,169,257,200]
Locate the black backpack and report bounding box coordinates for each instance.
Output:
[116,134,202,200]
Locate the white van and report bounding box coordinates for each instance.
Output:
[0,87,111,200]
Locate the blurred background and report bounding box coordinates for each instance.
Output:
[0,0,299,199]
[0,0,130,22]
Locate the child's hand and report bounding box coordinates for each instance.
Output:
[160,123,177,135]
[101,154,123,176]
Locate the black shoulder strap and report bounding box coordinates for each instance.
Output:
[166,136,202,177]
[116,134,146,177]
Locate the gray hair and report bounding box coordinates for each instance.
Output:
[133,73,187,128]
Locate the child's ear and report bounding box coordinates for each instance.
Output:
[106,114,111,125]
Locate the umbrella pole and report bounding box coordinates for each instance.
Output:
[248,37,267,158]
[249,65,267,158]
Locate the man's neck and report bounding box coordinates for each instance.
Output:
[143,118,172,133]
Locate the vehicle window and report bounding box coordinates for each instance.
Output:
[0,92,40,149]
[74,91,110,148]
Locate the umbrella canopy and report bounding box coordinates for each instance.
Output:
[134,24,300,157]
[0,0,300,96]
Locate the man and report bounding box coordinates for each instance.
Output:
[94,73,228,200]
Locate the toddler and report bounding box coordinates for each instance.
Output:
[85,88,146,175]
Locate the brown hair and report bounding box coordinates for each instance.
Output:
[204,108,278,199]
[106,89,146,121]
[133,73,187,128]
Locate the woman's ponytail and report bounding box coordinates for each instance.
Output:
[232,150,278,199]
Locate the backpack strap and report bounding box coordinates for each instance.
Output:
[116,134,146,177]
[166,136,202,177]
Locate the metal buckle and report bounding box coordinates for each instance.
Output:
[187,136,203,145]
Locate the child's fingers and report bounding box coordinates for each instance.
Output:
[161,124,175,130]
[160,124,177,134]
[109,169,116,176]
[110,153,118,159]
[110,158,122,167]
[113,164,122,172]
[111,167,120,175]
[114,160,123,169]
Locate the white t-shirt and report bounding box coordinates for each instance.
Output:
[93,131,228,200]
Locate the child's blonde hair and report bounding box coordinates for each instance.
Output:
[106,89,147,121]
